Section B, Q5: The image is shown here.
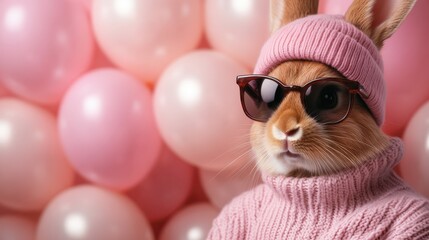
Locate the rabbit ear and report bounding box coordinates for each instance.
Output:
[270,0,319,33]
[371,0,416,47]
[345,0,416,48]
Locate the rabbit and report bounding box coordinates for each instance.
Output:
[208,0,429,239]
[251,0,412,178]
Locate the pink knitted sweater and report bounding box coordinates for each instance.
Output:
[208,138,429,239]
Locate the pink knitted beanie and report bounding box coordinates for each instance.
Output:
[254,14,385,125]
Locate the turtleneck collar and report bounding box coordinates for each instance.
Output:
[262,138,404,210]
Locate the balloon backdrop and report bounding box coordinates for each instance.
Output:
[128,144,195,222]
[0,85,9,98]
[0,0,93,105]
[159,203,219,240]
[400,101,429,199]
[0,0,428,239]
[92,0,203,84]
[200,164,262,209]
[318,0,352,14]
[59,69,161,191]
[154,50,252,170]
[78,0,92,12]
[0,215,36,240]
[89,42,115,70]
[37,185,154,240]
[205,0,270,69]
[0,98,74,211]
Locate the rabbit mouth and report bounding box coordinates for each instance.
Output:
[278,151,302,162]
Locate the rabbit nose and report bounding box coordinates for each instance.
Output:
[285,127,302,141]
[271,125,303,141]
[286,127,299,136]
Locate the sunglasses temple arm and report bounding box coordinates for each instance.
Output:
[357,85,370,99]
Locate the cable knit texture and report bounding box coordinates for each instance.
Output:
[208,138,429,239]
[254,14,385,125]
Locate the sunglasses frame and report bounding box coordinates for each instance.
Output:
[236,74,368,124]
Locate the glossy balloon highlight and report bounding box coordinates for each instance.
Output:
[0,0,93,104]
[159,203,219,240]
[205,0,270,68]
[400,101,429,198]
[37,185,154,240]
[59,69,161,191]
[154,50,252,170]
[92,0,203,84]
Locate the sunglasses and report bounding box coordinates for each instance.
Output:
[236,75,368,124]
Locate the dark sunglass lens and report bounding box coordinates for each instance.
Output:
[242,78,284,121]
[260,79,285,110]
[304,80,351,123]
[318,84,339,110]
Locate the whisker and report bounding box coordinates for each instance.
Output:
[215,146,254,177]
[322,131,380,151]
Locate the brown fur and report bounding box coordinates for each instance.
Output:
[345,0,417,48]
[251,0,416,177]
[344,0,376,37]
[270,0,319,32]
[251,61,389,177]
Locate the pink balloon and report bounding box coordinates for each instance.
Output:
[78,0,92,12]
[128,144,195,222]
[92,0,203,84]
[0,0,93,105]
[200,164,261,209]
[198,35,211,50]
[159,203,219,240]
[0,205,6,215]
[319,0,353,14]
[205,0,269,69]
[0,215,36,240]
[399,101,429,199]
[320,0,402,25]
[0,84,10,98]
[89,43,115,70]
[188,175,209,203]
[0,98,74,211]
[59,69,161,191]
[0,203,16,215]
[154,50,252,170]
[319,0,391,17]
[36,185,154,240]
